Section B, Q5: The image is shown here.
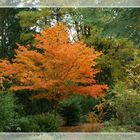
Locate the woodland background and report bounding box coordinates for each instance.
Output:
[0,8,140,132]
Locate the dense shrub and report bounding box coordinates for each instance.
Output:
[110,82,140,125]
[91,90,116,122]
[18,113,62,132]
[58,96,82,126]
[18,117,40,132]
[0,91,16,131]
[80,96,98,115]
[33,113,62,132]
[15,90,51,115]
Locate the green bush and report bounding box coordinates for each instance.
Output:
[80,96,98,115]
[0,91,16,131]
[18,117,40,132]
[33,113,62,132]
[15,90,51,115]
[110,82,140,125]
[18,113,62,132]
[58,96,82,126]
[101,120,130,132]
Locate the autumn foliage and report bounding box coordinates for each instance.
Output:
[0,24,108,100]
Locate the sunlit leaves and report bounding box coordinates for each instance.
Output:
[0,24,108,100]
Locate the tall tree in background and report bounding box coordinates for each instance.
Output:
[80,8,140,47]
[77,8,139,85]
[102,8,140,48]
[83,26,137,85]
[0,8,21,59]
[17,8,75,44]
[17,8,52,45]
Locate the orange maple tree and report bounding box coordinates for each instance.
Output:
[0,24,108,100]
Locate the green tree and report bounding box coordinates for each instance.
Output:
[17,8,75,44]
[80,8,140,47]
[102,8,140,47]
[83,26,137,85]
[0,8,21,59]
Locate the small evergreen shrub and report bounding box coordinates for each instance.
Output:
[58,97,82,126]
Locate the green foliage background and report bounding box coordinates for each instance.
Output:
[0,7,140,132]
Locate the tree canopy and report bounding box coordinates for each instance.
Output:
[0,24,108,100]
